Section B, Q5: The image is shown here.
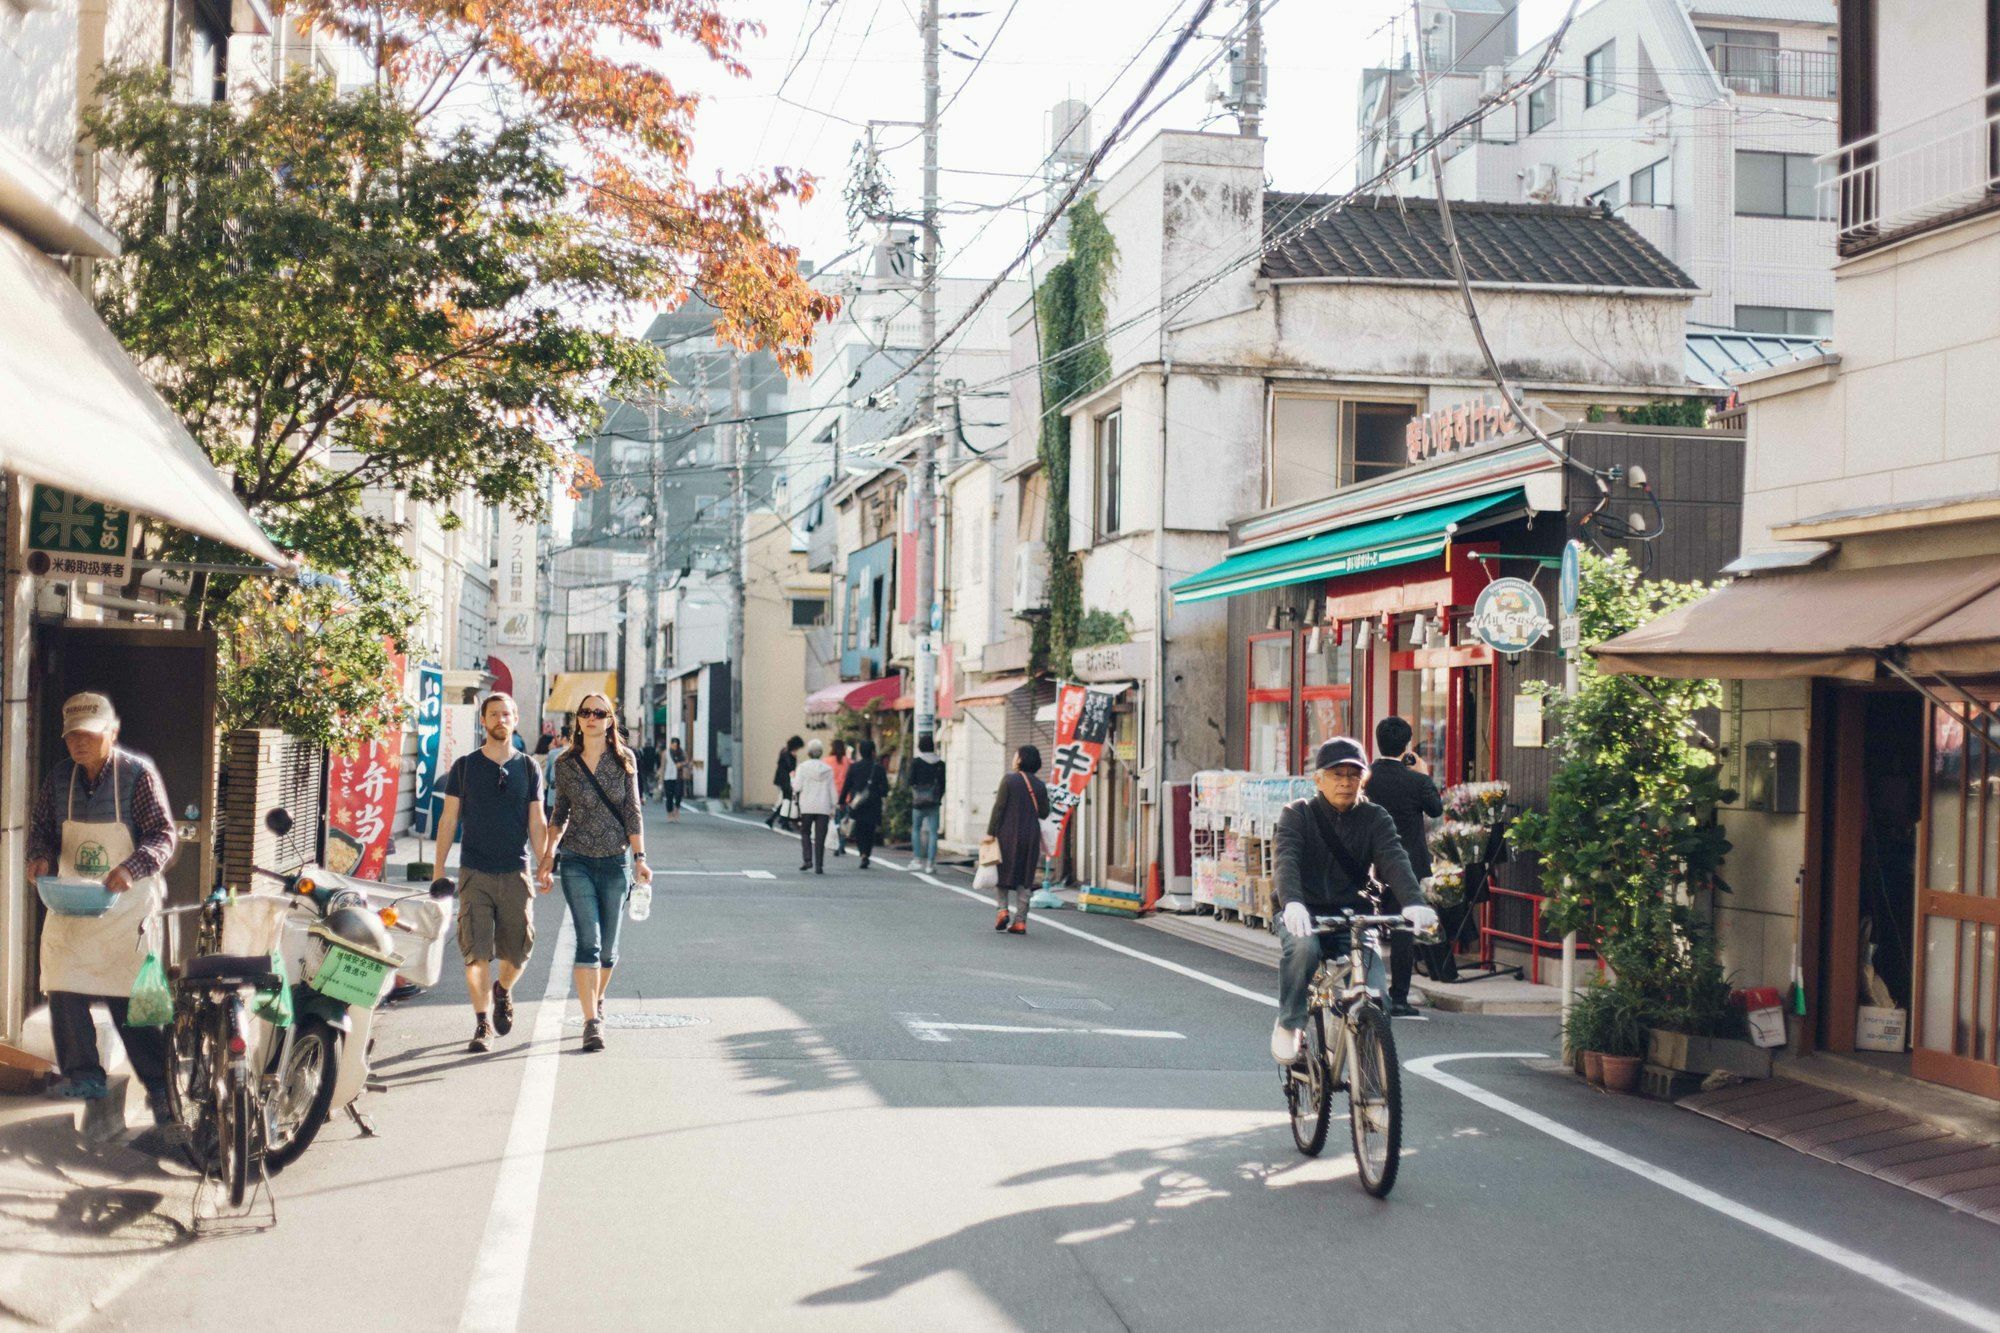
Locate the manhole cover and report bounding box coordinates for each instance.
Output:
[1018,994,1110,1012]
[563,1013,708,1030]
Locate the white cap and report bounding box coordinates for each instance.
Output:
[61,692,118,736]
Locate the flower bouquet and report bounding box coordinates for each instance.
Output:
[1428,819,1493,872]
[1422,863,1466,910]
[1442,780,1510,826]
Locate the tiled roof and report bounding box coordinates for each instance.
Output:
[1261,193,1698,292]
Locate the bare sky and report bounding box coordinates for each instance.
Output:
[668,0,1574,290]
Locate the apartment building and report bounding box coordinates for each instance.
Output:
[1601,0,2000,1107]
[1360,0,1838,334]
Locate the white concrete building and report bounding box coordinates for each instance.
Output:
[1359,0,1838,334]
[1597,0,2000,1108]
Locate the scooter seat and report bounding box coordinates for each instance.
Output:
[182,953,282,989]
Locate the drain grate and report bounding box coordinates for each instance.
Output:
[1018,995,1110,1012]
[564,1013,708,1030]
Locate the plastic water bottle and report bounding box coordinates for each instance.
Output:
[627,882,653,922]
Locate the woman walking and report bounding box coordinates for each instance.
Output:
[793,739,837,874]
[664,738,690,819]
[543,693,652,1053]
[838,738,890,869]
[985,745,1050,935]
[906,734,946,874]
[766,736,803,831]
[827,738,852,856]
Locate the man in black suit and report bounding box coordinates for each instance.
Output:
[1368,716,1443,1018]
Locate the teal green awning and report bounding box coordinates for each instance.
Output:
[1172,489,1524,604]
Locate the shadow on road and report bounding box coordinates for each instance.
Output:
[719,1027,861,1098]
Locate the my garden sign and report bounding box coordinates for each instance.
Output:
[1469,577,1552,654]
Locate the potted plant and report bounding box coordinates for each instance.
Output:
[1599,983,1649,1095]
[1565,984,1612,1086]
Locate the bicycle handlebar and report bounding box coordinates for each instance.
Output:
[1310,912,1413,931]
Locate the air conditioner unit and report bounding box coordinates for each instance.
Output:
[1522,163,1560,203]
[1012,546,1049,615]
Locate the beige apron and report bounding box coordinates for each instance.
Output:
[40,759,164,997]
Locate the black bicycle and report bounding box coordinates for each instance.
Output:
[1283,912,1414,1198]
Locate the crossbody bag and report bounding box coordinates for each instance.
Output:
[565,751,630,829]
[1305,799,1377,904]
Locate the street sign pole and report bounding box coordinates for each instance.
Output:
[1558,540,1583,1038]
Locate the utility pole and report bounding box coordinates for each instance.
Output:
[1230,0,1266,137]
[727,351,747,810]
[911,0,942,749]
[644,400,663,747]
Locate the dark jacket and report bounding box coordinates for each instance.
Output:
[985,770,1050,889]
[1366,758,1442,878]
[907,755,946,809]
[840,758,889,823]
[773,749,798,797]
[1274,794,1421,917]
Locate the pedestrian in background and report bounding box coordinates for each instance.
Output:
[766,735,802,831]
[794,739,836,874]
[664,738,690,820]
[539,729,567,816]
[827,738,852,856]
[906,733,946,874]
[544,692,651,1054]
[431,693,552,1054]
[984,745,1049,935]
[839,738,889,869]
[638,738,660,801]
[1367,716,1442,1018]
[24,693,177,1120]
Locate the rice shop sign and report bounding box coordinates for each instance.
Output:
[1406,401,1520,463]
[25,486,136,583]
[1468,577,1552,654]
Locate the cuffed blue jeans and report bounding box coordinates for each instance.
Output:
[559,853,630,968]
[1277,924,1389,1031]
[911,807,940,865]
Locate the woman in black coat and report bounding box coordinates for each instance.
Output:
[839,738,890,869]
[985,745,1051,934]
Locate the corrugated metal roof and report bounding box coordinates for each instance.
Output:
[1684,329,1828,387]
[1683,0,1835,25]
[1262,193,1696,291]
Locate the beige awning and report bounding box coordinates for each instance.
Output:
[1906,584,2000,676]
[546,671,618,714]
[0,229,287,567]
[1595,556,2000,681]
[954,674,1029,707]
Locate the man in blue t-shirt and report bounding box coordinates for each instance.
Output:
[432,693,552,1053]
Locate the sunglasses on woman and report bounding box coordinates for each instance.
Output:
[576,708,612,720]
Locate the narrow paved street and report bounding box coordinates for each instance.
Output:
[44,808,2000,1332]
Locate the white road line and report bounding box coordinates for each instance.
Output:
[1406,1054,2000,1333]
[458,913,575,1333]
[743,869,776,880]
[898,1016,1186,1042]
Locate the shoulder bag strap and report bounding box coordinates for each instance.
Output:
[568,751,627,824]
[1306,798,1371,887]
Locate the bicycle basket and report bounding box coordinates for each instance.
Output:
[220,893,293,957]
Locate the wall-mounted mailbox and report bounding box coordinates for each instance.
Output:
[1743,740,1801,814]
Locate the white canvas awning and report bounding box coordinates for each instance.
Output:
[0,228,286,567]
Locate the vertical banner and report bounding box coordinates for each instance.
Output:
[913,638,938,740]
[326,737,401,880]
[433,702,478,832]
[1042,682,1116,857]
[494,509,536,646]
[411,663,445,836]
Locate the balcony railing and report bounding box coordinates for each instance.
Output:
[1707,44,1838,100]
[1819,85,2000,253]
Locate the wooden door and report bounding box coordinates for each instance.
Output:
[1914,701,2000,1099]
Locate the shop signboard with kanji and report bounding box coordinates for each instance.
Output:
[411,663,444,835]
[27,486,136,583]
[1041,682,1117,857]
[326,737,401,879]
[495,508,535,647]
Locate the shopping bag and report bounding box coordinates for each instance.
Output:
[253,948,293,1028]
[976,836,1002,867]
[972,864,999,893]
[839,815,857,842]
[128,953,174,1027]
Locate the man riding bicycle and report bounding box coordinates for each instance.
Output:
[1270,737,1439,1064]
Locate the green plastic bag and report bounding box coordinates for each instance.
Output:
[128,953,173,1027]
[254,948,293,1029]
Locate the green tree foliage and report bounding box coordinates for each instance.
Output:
[219,572,419,752]
[1509,551,1740,1033]
[86,72,669,746]
[1586,398,1710,427]
[1075,609,1132,648]
[1031,197,1116,676]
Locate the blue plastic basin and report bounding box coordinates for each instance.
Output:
[37,877,116,917]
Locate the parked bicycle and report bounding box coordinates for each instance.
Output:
[1283,911,1414,1198]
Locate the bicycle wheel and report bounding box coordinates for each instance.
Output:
[160,1002,210,1169]
[221,1078,252,1207]
[1286,1010,1333,1156]
[265,1019,338,1172]
[1347,1003,1403,1198]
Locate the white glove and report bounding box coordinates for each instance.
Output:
[1402,904,1440,937]
[1281,902,1313,938]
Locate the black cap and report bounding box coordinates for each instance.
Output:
[1311,737,1369,773]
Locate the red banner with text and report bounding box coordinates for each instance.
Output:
[326,736,400,880]
[1041,682,1115,858]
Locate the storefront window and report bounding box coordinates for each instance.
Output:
[1300,626,1352,752]
[1248,632,1293,773]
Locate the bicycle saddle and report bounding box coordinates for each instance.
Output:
[182,953,283,989]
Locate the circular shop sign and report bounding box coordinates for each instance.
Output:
[1469,577,1553,654]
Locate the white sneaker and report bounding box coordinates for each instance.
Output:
[1270,1020,1303,1065]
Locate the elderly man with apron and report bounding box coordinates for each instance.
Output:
[24,693,177,1117]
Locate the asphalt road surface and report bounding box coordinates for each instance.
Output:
[25,806,2000,1332]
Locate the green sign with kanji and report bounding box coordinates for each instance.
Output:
[28,486,135,583]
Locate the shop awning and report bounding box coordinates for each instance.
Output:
[804,674,903,716]
[0,229,287,568]
[1595,556,2000,681]
[546,671,618,713]
[1171,489,1524,604]
[955,675,1029,707]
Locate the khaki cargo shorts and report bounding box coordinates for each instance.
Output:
[457,869,535,967]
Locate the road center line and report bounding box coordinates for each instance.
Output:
[1404,1054,2000,1332]
[898,1014,1185,1041]
[458,913,575,1333]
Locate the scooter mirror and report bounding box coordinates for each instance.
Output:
[265,808,294,837]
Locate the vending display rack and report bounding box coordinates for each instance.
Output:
[1190,771,1316,928]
